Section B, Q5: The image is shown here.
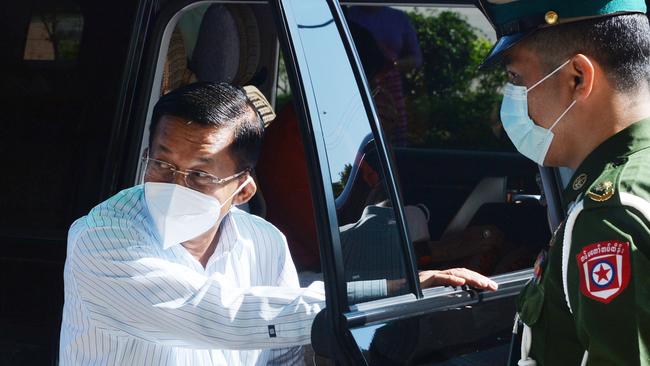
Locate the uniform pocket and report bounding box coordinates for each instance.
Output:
[517,279,545,326]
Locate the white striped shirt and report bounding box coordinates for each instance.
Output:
[59,185,326,366]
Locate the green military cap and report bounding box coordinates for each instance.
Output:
[476,0,647,69]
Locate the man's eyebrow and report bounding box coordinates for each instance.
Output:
[154,143,215,165]
[197,156,214,164]
[157,144,172,154]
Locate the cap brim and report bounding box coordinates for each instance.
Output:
[479,32,530,70]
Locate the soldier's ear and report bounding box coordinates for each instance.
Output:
[571,54,594,102]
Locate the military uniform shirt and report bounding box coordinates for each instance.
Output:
[518,118,650,365]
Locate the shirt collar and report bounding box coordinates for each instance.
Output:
[563,117,650,209]
[212,210,241,256]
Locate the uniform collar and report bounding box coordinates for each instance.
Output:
[563,117,650,209]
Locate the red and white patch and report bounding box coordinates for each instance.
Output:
[576,240,631,304]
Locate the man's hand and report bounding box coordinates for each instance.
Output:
[419,268,498,291]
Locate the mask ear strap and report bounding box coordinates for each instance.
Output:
[527,58,572,92]
[226,175,254,204]
[549,99,577,131]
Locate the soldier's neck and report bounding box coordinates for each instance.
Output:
[566,87,650,169]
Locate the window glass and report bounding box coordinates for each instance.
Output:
[23,12,83,61]
[285,0,410,304]
[0,1,134,238]
[0,2,136,363]
[344,5,551,278]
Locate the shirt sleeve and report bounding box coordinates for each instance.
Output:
[67,219,325,350]
[266,230,305,364]
[570,204,650,365]
[347,280,388,303]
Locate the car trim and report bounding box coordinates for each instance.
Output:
[345,269,533,328]
[326,0,422,299]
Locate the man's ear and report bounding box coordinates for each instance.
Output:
[570,54,595,102]
[232,176,257,206]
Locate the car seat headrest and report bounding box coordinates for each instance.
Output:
[190,4,261,86]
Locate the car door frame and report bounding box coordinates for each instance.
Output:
[303,0,542,363]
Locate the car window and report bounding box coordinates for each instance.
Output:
[283,0,412,305]
[0,1,135,239]
[343,5,551,278]
[0,1,138,364]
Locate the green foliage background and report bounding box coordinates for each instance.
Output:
[404,10,511,151]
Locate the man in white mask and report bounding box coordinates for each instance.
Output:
[477,1,650,365]
[60,82,496,366]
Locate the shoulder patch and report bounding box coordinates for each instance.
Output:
[576,240,630,304]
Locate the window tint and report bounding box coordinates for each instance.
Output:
[23,12,83,61]
[0,1,137,364]
[0,1,136,239]
[344,5,551,278]
[284,0,410,304]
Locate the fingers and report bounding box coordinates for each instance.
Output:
[419,268,498,291]
[442,268,498,291]
[432,272,467,287]
[419,270,466,288]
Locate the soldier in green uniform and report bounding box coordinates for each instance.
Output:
[475,0,650,365]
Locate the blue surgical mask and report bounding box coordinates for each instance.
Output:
[500,59,577,166]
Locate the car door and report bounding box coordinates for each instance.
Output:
[277,0,549,364]
[0,1,151,364]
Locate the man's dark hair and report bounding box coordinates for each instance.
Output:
[150,82,264,170]
[523,14,650,93]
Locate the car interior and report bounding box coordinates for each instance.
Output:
[156,2,552,283]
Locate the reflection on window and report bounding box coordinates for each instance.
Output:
[276,53,292,110]
[23,12,83,61]
[288,0,409,304]
[346,6,507,151]
[345,5,550,280]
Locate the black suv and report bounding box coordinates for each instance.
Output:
[6,0,645,365]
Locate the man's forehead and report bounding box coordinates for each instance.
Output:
[157,115,232,139]
[154,116,234,154]
[501,49,527,69]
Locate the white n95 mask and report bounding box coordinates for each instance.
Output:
[144,176,252,248]
[500,59,577,166]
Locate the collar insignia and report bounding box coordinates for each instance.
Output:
[572,173,588,191]
[587,181,615,202]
